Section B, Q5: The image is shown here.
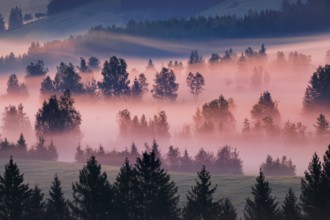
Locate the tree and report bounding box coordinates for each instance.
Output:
[314,114,329,137]
[26,60,49,77]
[134,150,180,220]
[6,74,29,96]
[186,72,205,100]
[281,188,301,220]
[151,67,179,101]
[0,14,5,32]
[251,91,280,123]
[77,57,90,73]
[300,153,324,219]
[41,76,55,94]
[166,146,181,169]
[303,65,330,112]
[214,146,243,175]
[138,73,149,94]
[131,77,143,98]
[70,156,113,220]
[321,145,330,217]
[88,56,100,70]
[113,159,139,220]
[24,14,33,23]
[53,62,84,93]
[46,174,70,220]
[25,186,46,220]
[188,50,204,65]
[261,155,296,176]
[98,56,131,98]
[183,165,221,220]
[8,7,23,29]
[0,157,31,219]
[17,133,28,152]
[35,90,81,136]
[219,198,237,220]
[244,170,280,220]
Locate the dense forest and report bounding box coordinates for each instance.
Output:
[0,145,329,219]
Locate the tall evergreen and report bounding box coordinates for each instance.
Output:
[46,174,70,220]
[320,145,330,217]
[182,165,221,220]
[134,150,180,220]
[219,198,237,220]
[0,157,31,220]
[244,170,280,220]
[16,133,27,151]
[314,114,329,136]
[8,7,23,30]
[300,153,324,219]
[70,156,113,220]
[25,186,46,220]
[113,159,138,220]
[281,188,301,220]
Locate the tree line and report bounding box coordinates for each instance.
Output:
[1,145,330,219]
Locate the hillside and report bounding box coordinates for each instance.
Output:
[0,159,301,218]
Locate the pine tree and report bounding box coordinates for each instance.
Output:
[251,91,280,123]
[219,198,237,220]
[25,186,46,220]
[113,159,138,220]
[300,153,324,219]
[8,7,23,29]
[281,188,301,220]
[70,156,113,220]
[314,114,329,136]
[134,150,180,220]
[182,165,221,220]
[244,170,280,220]
[46,174,70,220]
[17,133,27,151]
[40,76,55,94]
[0,157,31,220]
[131,77,143,98]
[321,145,330,217]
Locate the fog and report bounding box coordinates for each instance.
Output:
[0,33,330,176]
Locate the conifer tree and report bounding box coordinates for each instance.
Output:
[281,188,301,220]
[244,170,279,220]
[314,114,329,136]
[300,153,324,219]
[151,67,179,101]
[25,186,46,220]
[17,133,27,151]
[113,159,138,220]
[321,145,330,217]
[182,165,221,220]
[46,174,70,220]
[134,150,180,220]
[70,156,113,220]
[219,198,237,220]
[0,157,31,219]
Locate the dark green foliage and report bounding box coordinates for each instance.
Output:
[261,155,296,176]
[304,65,330,112]
[219,198,237,220]
[35,90,81,136]
[281,188,301,220]
[6,74,28,96]
[314,114,329,137]
[26,60,48,77]
[134,150,180,220]
[113,159,139,220]
[186,72,205,100]
[300,153,324,219]
[244,170,280,220]
[183,165,221,220]
[46,174,70,220]
[54,62,84,93]
[151,67,179,101]
[98,56,131,98]
[8,7,23,30]
[251,91,280,122]
[25,186,46,220]
[0,157,31,220]
[71,156,113,220]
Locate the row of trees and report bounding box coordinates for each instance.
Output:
[74,141,244,174]
[1,145,330,219]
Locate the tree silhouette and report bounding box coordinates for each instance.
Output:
[186,72,205,100]
[0,14,5,32]
[71,156,113,220]
[8,7,23,29]
[0,157,31,219]
[46,174,70,220]
[53,62,84,93]
[281,188,301,220]
[183,165,221,220]
[244,170,280,220]
[321,145,330,217]
[26,60,49,77]
[6,74,28,96]
[251,91,280,123]
[25,186,46,220]
[41,76,55,95]
[151,67,179,101]
[134,150,180,220]
[314,114,329,137]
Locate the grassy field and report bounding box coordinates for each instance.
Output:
[0,158,301,217]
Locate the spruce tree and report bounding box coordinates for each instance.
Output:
[300,153,324,219]
[182,165,221,220]
[70,156,113,220]
[281,188,301,220]
[244,170,279,220]
[0,157,31,220]
[16,133,27,151]
[314,114,329,136]
[134,150,180,220]
[25,186,46,220]
[46,174,70,220]
[219,198,237,220]
[321,145,330,217]
[113,159,138,220]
